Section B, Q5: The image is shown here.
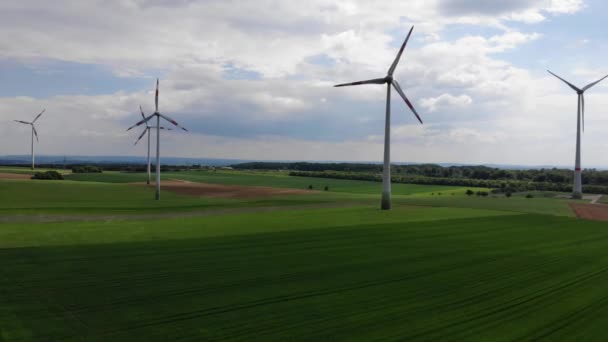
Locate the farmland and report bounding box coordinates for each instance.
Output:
[0,167,606,341]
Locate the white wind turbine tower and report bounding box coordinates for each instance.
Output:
[133,105,171,185]
[14,109,46,170]
[335,26,423,210]
[128,79,188,200]
[548,70,608,199]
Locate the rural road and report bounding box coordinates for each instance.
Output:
[590,195,603,204]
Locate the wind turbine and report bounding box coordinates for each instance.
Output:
[334,26,423,210]
[548,70,608,199]
[128,79,188,200]
[14,109,46,170]
[133,105,171,185]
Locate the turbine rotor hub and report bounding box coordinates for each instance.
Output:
[385,75,393,83]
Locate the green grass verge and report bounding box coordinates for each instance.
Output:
[394,194,574,217]
[0,179,351,215]
[1,211,607,340]
[0,205,515,248]
[64,171,147,183]
[0,166,71,175]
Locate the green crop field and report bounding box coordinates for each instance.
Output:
[65,169,489,196]
[0,166,71,175]
[0,179,360,215]
[64,171,149,183]
[0,168,605,341]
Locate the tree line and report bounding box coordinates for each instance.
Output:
[233,162,608,187]
[287,170,608,194]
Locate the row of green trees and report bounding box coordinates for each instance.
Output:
[71,165,103,173]
[31,171,64,180]
[234,162,608,186]
[288,170,608,195]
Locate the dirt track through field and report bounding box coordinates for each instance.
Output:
[0,173,31,180]
[590,195,603,204]
[569,203,608,222]
[132,180,318,199]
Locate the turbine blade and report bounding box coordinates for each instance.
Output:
[547,70,581,93]
[32,109,46,123]
[127,114,155,131]
[158,113,188,132]
[581,94,585,133]
[155,78,159,112]
[14,120,30,124]
[582,74,608,91]
[334,78,386,87]
[392,80,423,124]
[134,128,147,145]
[140,105,150,127]
[388,26,414,76]
[32,126,39,142]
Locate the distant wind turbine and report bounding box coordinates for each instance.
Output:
[14,109,46,170]
[128,79,188,200]
[133,105,171,185]
[548,70,608,199]
[334,26,423,210]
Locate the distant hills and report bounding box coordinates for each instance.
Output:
[0,155,604,170]
[0,155,248,167]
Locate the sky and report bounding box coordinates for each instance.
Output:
[1,0,608,167]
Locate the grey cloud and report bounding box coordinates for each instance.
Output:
[0,0,595,165]
[438,0,542,16]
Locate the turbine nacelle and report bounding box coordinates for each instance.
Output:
[14,109,45,142]
[548,70,608,133]
[333,26,423,125]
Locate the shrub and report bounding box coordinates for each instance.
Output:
[308,184,313,190]
[72,165,102,173]
[526,193,534,199]
[31,171,64,180]
[505,192,512,198]
[466,189,474,196]
[324,186,329,191]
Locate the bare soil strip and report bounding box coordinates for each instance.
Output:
[0,202,366,224]
[132,180,318,199]
[569,203,608,222]
[0,173,31,180]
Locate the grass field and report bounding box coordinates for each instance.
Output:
[1,167,604,341]
[0,166,71,175]
[64,169,488,196]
